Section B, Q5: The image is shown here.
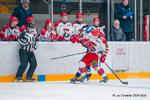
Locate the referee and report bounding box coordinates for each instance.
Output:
[15,21,37,82]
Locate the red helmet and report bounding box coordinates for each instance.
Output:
[91,29,100,36]
[60,12,68,17]
[93,17,100,23]
[45,19,52,25]
[10,16,18,22]
[76,12,83,18]
[26,16,35,23]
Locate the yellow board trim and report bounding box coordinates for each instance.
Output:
[46,72,150,81]
[0,75,37,82]
[0,72,150,82]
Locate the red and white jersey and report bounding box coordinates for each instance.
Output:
[0,24,21,41]
[40,27,65,41]
[20,24,27,32]
[88,33,106,53]
[72,21,87,35]
[81,30,108,53]
[41,28,56,36]
[20,24,38,35]
[91,25,105,34]
[40,27,56,41]
[54,20,73,40]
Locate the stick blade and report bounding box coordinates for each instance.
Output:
[122,81,128,85]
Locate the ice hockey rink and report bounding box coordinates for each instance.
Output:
[0,79,150,100]
[0,41,150,100]
[0,42,150,100]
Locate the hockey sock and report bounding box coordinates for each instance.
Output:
[75,71,81,78]
[87,66,92,79]
[97,68,107,79]
[79,67,87,77]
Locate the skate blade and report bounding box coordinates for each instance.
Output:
[24,80,37,82]
[99,80,108,85]
[71,80,89,84]
[14,80,23,83]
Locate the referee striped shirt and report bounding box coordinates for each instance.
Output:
[18,32,37,52]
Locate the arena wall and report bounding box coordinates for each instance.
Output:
[0,42,150,82]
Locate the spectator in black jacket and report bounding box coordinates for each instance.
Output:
[110,19,126,41]
[12,0,32,27]
[115,0,134,41]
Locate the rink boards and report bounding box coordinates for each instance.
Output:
[0,42,150,82]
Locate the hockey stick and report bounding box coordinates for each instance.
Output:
[51,51,87,60]
[104,62,128,85]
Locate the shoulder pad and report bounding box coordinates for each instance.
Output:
[86,26,93,33]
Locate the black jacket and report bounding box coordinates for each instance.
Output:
[115,3,134,33]
[12,5,32,27]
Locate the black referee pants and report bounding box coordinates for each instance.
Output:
[16,49,37,79]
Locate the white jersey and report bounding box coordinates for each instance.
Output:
[72,21,87,35]
[40,28,55,41]
[46,30,55,36]
[4,25,20,37]
[86,32,106,53]
[55,20,73,40]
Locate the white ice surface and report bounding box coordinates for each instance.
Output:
[0,79,150,100]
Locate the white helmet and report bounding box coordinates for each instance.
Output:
[20,0,30,3]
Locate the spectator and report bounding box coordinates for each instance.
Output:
[0,16,21,41]
[54,12,73,40]
[110,19,126,41]
[40,19,65,41]
[115,0,134,41]
[12,0,32,27]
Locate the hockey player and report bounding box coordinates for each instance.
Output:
[91,17,105,33]
[70,17,105,43]
[72,12,87,35]
[54,12,73,40]
[70,19,102,82]
[20,16,37,34]
[70,29,109,84]
[15,19,38,82]
[40,19,65,41]
[70,17,106,82]
[0,16,21,41]
[70,12,89,43]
